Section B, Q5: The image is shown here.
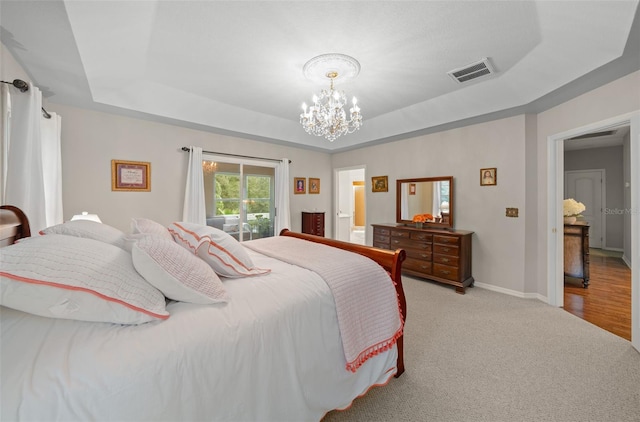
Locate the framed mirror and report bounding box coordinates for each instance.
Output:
[396,176,454,229]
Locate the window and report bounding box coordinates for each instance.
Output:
[203,159,275,241]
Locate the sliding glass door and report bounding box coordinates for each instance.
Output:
[202,157,275,241]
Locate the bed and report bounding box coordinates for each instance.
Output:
[0,206,407,421]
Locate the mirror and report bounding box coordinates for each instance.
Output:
[396,176,454,229]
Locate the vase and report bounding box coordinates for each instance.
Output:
[564,216,576,224]
[415,222,423,229]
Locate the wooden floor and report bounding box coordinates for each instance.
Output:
[563,249,631,341]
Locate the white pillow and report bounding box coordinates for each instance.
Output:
[0,234,168,324]
[40,220,127,250]
[131,235,228,304]
[168,222,270,278]
[130,218,173,241]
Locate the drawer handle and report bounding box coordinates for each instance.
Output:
[393,240,400,244]
[440,258,449,262]
[420,254,428,258]
[421,265,429,269]
[440,270,451,275]
[442,247,450,252]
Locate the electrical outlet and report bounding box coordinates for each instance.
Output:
[506,208,519,218]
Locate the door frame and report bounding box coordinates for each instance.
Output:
[334,165,366,242]
[564,169,606,248]
[547,111,639,351]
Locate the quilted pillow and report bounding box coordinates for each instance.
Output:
[40,220,126,250]
[0,234,169,324]
[130,217,173,241]
[131,235,228,304]
[168,222,270,278]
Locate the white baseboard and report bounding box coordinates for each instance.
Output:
[603,247,624,252]
[622,254,632,269]
[474,282,548,303]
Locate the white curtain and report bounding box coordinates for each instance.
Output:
[41,112,64,226]
[182,146,206,225]
[274,158,291,234]
[4,84,48,233]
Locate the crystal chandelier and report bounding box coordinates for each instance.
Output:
[299,54,363,142]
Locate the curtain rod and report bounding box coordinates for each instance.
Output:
[181,147,291,164]
[1,79,51,119]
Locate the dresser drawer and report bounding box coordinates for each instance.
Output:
[374,227,391,237]
[373,234,390,244]
[391,230,410,239]
[433,235,460,246]
[411,232,433,242]
[406,249,432,261]
[391,237,430,250]
[405,258,432,274]
[434,244,460,257]
[433,263,459,281]
[433,254,459,267]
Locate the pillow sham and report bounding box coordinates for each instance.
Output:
[131,235,228,304]
[0,234,169,324]
[130,217,173,241]
[168,222,270,278]
[40,220,126,250]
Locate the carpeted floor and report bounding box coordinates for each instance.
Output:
[323,276,640,422]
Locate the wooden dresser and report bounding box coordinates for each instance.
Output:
[564,223,590,287]
[372,223,474,294]
[302,212,325,237]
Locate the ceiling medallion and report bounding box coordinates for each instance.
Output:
[299,54,363,142]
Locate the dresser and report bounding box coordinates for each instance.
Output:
[302,212,325,237]
[564,223,589,287]
[372,223,474,294]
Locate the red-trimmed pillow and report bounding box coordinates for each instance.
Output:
[131,235,228,304]
[0,234,168,324]
[130,218,173,241]
[168,222,270,278]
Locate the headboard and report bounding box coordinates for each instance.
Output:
[0,205,31,246]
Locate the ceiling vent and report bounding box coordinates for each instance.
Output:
[567,130,617,140]
[447,58,495,84]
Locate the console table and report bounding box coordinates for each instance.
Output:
[372,223,474,294]
[564,222,590,288]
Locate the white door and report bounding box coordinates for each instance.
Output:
[565,169,604,248]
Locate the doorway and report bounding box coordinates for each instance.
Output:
[335,166,366,244]
[547,112,639,352]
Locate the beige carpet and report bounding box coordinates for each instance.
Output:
[323,276,640,422]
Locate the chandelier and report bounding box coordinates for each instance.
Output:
[299,54,363,142]
[202,160,217,174]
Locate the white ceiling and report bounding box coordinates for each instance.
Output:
[1,1,639,152]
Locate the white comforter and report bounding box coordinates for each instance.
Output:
[1,247,398,421]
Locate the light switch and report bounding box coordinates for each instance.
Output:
[506,208,519,218]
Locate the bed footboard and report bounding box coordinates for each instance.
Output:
[279,229,407,376]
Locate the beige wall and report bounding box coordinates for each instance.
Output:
[332,115,528,294]
[47,103,332,234]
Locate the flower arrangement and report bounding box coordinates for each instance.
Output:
[412,213,434,223]
[563,198,585,217]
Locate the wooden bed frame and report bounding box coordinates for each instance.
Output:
[280,229,407,376]
[0,207,407,377]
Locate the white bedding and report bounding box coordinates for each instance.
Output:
[1,247,398,421]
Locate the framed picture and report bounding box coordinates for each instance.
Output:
[309,178,320,194]
[372,175,388,192]
[480,168,497,186]
[294,177,306,194]
[409,183,416,195]
[111,159,151,191]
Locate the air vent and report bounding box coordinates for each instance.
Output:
[567,130,617,140]
[447,58,495,84]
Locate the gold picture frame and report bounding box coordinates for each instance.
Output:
[480,167,497,186]
[372,175,388,192]
[294,177,306,194]
[309,178,320,194]
[111,159,151,191]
